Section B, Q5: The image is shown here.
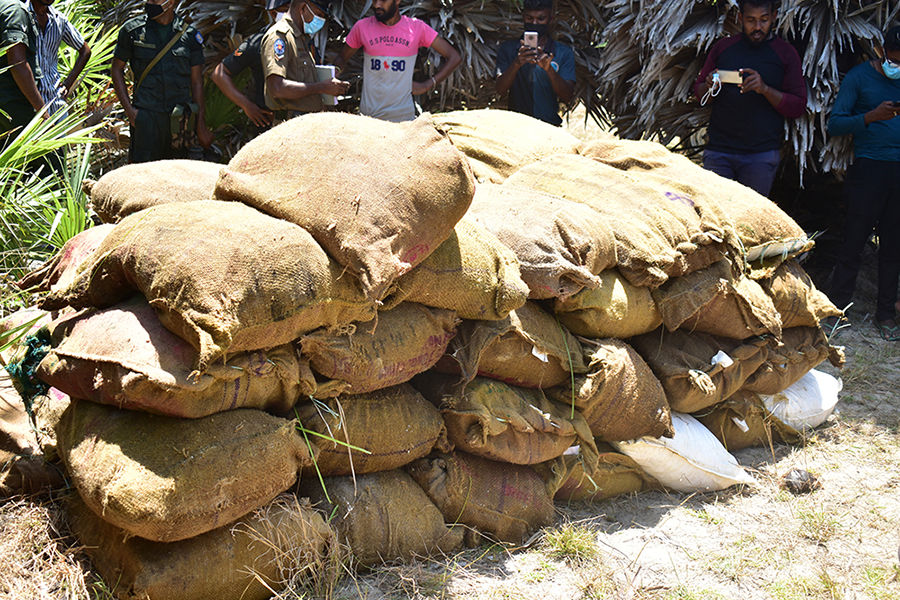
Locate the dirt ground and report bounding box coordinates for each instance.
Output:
[2,113,899,600]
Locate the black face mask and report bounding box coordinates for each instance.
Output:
[524,23,548,37]
[145,2,165,19]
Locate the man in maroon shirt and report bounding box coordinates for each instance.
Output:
[693,0,807,197]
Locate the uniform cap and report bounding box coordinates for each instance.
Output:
[265,0,290,10]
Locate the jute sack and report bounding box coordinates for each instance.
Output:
[0,306,52,365]
[406,451,556,544]
[695,390,802,452]
[553,268,663,338]
[505,154,738,288]
[611,412,755,493]
[433,301,586,389]
[579,137,812,273]
[294,383,448,476]
[300,302,457,394]
[432,108,581,183]
[380,218,529,321]
[301,469,463,566]
[16,224,115,295]
[547,337,674,442]
[0,378,67,496]
[759,260,843,328]
[57,398,314,542]
[630,327,771,413]
[533,444,654,502]
[742,327,844,395]
[215,112,475,301]
[36,296,311,419]
[413,373,599,468]
[465,183,616,299]
[67,493,334,600]
[83,159,221,223]
[652,258,783,339]
[40,202,376,372]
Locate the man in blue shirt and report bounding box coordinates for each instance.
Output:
[494,0,575,126]
[827,26,900,340]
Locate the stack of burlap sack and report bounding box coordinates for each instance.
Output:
[3,109,844,599]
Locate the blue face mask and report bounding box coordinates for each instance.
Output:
[883,59,900,80]
[303,6,326,35]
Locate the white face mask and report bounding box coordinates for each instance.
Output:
[275,11,285,21]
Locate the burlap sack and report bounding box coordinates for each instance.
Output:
[300,302,457,394]
[29,386,70,462]
[36,296,310,419]
[413,373,599,468]
[579,137,811,274]
[381,219,529,321]
[465,182,616,299]
[553,268,663,338]
[742,327,845,395]
[406,451,556,544]
[652,258,782,339]
[294,383,448,476]
[67,493,334,600]
[84,159,221,223]
[533,445,654,502]
[40,202,376,372]
[0,306,53,366]
[432,108,581,183]
[760,260,843,328]
[215,112,475,301]
[16,224,115,296]
[0,378,67,496]
[57,398,314,542]
[505,153,738,288]
[301,470,463,566]
[695,390,802,452]
[434,301,586,389]
[547,337,673,442]
[630,328,772,413]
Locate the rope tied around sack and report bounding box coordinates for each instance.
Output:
[5,328,52,417]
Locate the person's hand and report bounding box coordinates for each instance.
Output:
[871,100,900,122]
[196,122,214,149]
[126,107,138,129]
[739,68,768,94]
[515,42,540,66]
[411,77,435,96]
[322,78,351,97]
[537,50,555,73]
[705,69,718,89]
[243,102,273,128]
[58,78,75,99]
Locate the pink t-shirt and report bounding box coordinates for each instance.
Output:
[345,15,438,122]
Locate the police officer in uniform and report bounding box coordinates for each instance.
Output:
[1,0,44,140]
[262,0,349,122]
[211,0,290,135]
[111,0,213,163]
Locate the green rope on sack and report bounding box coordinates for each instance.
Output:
[554,315,577,419]
[4,327,52,417]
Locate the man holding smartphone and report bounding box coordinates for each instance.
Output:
[693,0,806,197]
[825,26,900,341]
[495,0,575,126]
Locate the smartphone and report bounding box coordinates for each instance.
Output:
[523,32,539,49]
[717,69,743,85]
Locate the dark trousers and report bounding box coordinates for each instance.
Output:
[703,149,780,197]
[129,108,174,164]
[829,157,900,322]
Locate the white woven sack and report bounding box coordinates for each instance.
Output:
[612,412,755,493]
[759,369,842,431]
